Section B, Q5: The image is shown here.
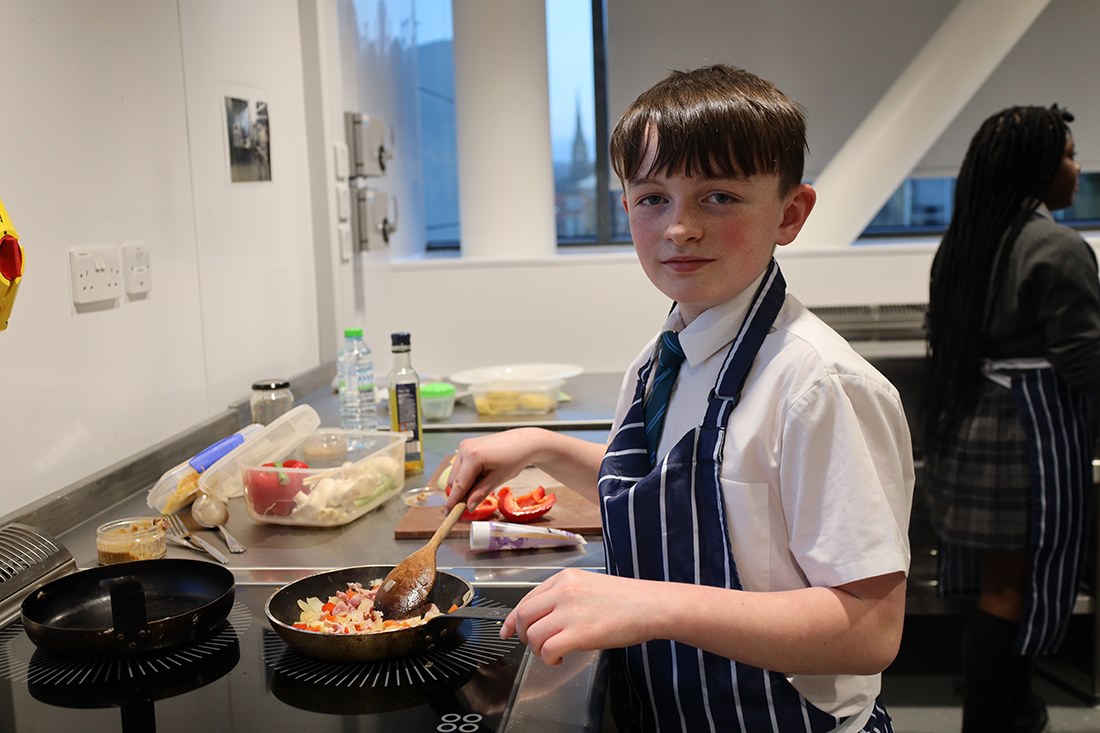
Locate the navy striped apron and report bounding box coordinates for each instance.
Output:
[939,363,1094,655]
[598,260,893,732]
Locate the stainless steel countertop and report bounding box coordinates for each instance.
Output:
[297,371,623,432]
[53,429,610,578]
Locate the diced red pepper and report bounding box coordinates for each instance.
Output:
[497,485,556,523]
[461,493,499,521]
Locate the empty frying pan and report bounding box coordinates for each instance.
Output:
[21,558,235,658]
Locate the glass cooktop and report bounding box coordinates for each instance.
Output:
[0,583,532,733]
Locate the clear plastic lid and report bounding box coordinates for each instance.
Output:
[147,423,263,514]
[199,405,321,501]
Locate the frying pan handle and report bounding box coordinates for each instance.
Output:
[101,577,148,647]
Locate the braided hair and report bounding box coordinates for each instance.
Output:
[924,105,1073,452]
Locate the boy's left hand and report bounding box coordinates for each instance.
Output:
[501,568,658,665]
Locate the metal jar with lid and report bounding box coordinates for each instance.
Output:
[250,379,294,425]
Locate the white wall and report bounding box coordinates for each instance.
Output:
[2,0,1097,522]
[0,0,319,519]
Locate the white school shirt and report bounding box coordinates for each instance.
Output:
[610,278,915,723]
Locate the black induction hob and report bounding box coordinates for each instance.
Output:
[0,583,533,733]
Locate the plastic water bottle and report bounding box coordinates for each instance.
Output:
[337,328,376,430]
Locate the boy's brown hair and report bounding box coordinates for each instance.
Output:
[610,65,808,194]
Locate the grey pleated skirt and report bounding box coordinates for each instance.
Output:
[925,379,1031,550]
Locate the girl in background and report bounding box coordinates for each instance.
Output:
[925,105,1098,733]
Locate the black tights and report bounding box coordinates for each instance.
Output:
[960,609,1041,733]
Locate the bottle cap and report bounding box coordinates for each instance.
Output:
[252,379,291,391]
[391,332,411,346]
[421,381,456,398]
[344,328,363,338]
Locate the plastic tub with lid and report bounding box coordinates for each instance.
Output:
[421,381,456,421]
[238,427,406,527]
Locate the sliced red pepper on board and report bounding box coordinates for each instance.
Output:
[497,485,556,523]
[461,493,499,522]
[515,485,546,507]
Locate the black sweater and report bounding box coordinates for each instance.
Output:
[986,209,1100,393]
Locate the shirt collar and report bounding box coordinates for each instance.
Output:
[1034,202,1055,221]
[660,269,769,369]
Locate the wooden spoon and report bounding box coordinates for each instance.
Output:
[373,502,467,621]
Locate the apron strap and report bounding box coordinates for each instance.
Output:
[705,259,786,430]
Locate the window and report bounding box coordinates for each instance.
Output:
[862,172,1100,241]
[415,0,459,249]
[416,2,1099,251]
[415,0,613,250]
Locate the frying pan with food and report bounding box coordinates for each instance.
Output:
[21,558,235,658]
[265,564,509,662]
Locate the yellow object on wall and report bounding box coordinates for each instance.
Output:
[0,198,25,332]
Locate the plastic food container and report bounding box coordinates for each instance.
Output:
[471,379,562,416]
[147,423,263,514]
[199,405,320,502]
[421,381,456,421]
[96,517,168,565]
[238,428,406,527]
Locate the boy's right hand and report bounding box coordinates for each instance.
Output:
[444,428,545,510]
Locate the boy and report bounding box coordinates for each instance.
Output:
[445,65,913,732]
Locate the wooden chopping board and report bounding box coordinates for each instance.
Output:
[394,460,603,539]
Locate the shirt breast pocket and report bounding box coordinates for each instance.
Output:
[718,479,772,591]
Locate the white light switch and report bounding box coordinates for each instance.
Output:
[337,224,352,262]
[335,185,350,222]
[333,142,349,181]
[121,241,152,296]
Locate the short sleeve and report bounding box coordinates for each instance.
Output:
[779,374,914,588]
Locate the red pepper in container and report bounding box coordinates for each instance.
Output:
[497,485,556,523]
[246,460,310,517]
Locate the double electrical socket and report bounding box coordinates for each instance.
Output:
[69,242,151,306]
[69,246,122,305]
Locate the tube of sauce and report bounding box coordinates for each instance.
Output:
[470,521,587,552]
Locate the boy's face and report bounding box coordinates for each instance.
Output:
[622,137,816,324]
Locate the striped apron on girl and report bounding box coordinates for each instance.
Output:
[939,359,1094,655]
[598,260,893,732]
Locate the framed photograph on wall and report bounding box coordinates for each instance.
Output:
[221,86,272,183]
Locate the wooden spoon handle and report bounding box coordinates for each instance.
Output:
[426,502,466,551]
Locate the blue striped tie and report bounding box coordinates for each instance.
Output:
[645,330,686,466]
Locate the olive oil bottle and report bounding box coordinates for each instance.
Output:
[387,332,424,474]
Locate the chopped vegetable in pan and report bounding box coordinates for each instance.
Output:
[294,579,446,634]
